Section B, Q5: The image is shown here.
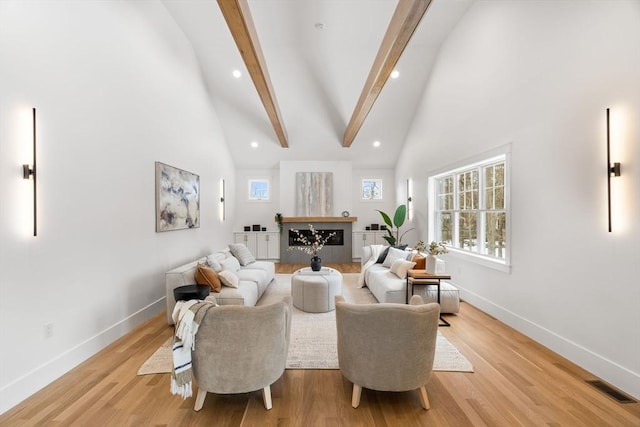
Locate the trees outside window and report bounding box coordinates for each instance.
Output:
[431,155,507,262]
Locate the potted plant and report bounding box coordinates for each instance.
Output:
[376,204,414,246]
[288,224,336,271]
[426,241,448,273]
[274,212,283,233]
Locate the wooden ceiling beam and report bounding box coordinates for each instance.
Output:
[217,0,289,148]
[343,0,433,147]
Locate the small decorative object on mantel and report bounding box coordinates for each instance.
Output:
[252,224,261,231]
[288,224,336,271]
[244,226,250,232]
[426,241,448,273]
[274,212,283,233]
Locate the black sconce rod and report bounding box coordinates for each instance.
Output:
[606,108,621,232]
[607,108,611,232]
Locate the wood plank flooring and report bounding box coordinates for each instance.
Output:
[2,263,638,426]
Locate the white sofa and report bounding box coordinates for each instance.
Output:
[165,248,275,325]
[361,246,460,314]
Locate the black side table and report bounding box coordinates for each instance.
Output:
[173,284,210,302]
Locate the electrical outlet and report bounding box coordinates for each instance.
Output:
[44,322,53,339]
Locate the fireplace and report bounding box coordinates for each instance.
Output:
[279,218,355,263]
[288,229,344,246]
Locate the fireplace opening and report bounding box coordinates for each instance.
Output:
[289,229,344,246]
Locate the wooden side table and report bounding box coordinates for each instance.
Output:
[406,270,452,326]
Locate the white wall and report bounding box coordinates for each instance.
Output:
[396,0,640,398]
[234,168,281,232]
[233,164,397,235]
[279,161,352,217]
[0,1,236,413]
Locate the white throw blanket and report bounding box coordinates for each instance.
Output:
[357,244,385,288]
[170,299,217,399]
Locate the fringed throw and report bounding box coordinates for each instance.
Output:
[170,299,218,399]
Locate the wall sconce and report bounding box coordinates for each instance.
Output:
[406,179,413,221]
[22,107,37,236]
[219,179,226,221]
[606,108,621,233]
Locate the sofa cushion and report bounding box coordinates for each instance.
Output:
[228,243,256,266]
[206,256,223,272]
[411,253,426,269]
[390,258,416,279]
[219,270,240,288]
[376,244,408,264]
[195,263,222,292]
[220,256,241,272]
[382,247,411,268]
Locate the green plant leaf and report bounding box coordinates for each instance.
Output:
[384,229,396,246]
[393,204,407,228]
[376,210,393,228]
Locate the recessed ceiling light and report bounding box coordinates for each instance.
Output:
[251,141,259,148]
[373,140,381,148]
[390,70,400,79]
[232,69,242,78]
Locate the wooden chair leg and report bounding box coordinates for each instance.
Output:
[418,386,430,410]
[194,388,207,411]
[351,384,362,408]
[262,385,273,410]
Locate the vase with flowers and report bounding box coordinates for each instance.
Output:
[426,241,448,273]
[288,224,336,271]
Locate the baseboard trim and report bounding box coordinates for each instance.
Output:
[0,297,166,415]
[456,284,640,400]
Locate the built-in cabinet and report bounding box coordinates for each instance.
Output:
[233,232,280,260]
[352,231,388,259]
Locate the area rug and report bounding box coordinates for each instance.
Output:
[138,273,473,375]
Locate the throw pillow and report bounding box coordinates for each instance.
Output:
[206,255,222,272]
[195,263,222,292]
[382,246,411,268]
[390,258,416,279]
[220,256,241,272]
[376,244,408,264]
[412,253,426,270]
[228,243,256,266]
[218,270,239,288]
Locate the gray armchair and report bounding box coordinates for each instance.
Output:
[335,295,440,409]
[192,296,292,411]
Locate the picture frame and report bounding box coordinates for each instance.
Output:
[155,162,200,232]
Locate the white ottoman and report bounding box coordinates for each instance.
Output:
[291,268,343,313]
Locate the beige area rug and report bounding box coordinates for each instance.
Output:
[138,273,473,375]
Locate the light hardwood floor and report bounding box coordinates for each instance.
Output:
[2,263,638,426]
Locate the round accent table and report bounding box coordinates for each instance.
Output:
[173,284,210,302]
[291,267,343,313]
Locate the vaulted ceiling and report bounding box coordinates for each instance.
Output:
[161,0,473,169]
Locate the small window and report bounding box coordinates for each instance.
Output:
[362,179,383,200]
[248,179,270,201]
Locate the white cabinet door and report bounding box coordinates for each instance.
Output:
[256,232,280,260]
[233,232,257,256]
[353,232,377,259]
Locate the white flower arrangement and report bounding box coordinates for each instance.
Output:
[428,241,449,255]
[288,224,336,256]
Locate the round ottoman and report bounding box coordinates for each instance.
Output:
[291,268,343,313]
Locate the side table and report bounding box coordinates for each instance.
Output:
[173,284,210,302]
[406,270,451,327]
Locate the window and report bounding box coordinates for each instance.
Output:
[248,179,270,201]
[430,152,508,266]
[362,179,383,200]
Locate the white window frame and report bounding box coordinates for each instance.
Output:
[361,178,383,200]
[248,178,270,201]
[428,145,511,273]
